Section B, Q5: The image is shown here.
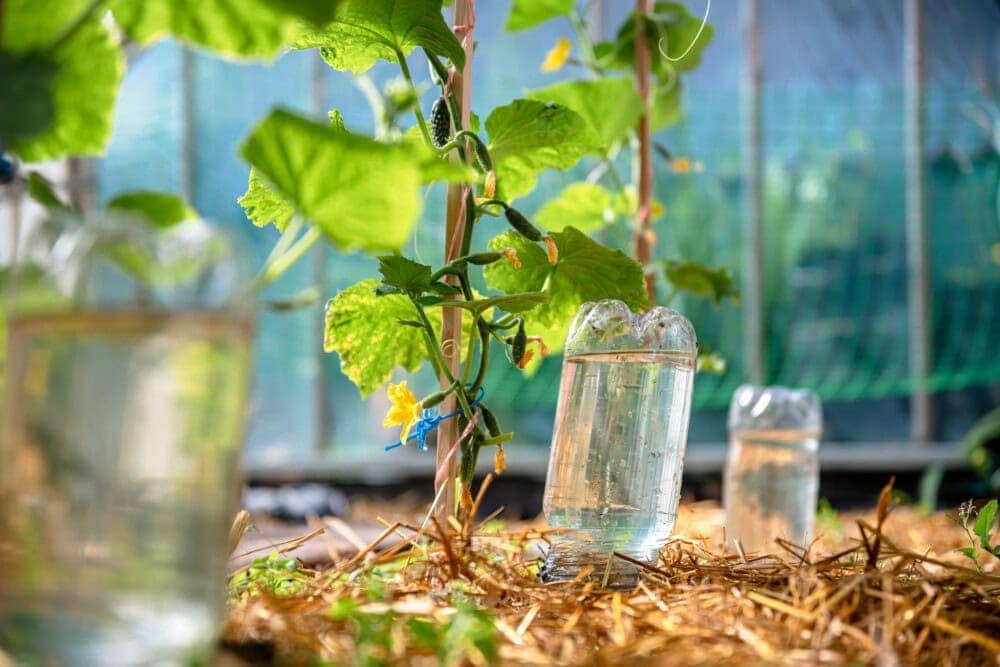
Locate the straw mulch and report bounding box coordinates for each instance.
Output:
[222,479,1000,665]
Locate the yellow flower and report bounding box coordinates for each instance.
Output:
[501,247,521,269]
[540,37,572,72]
[671,157,692,173]
[383,381,422,445]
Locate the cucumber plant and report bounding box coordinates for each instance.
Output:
[238,1,658,515]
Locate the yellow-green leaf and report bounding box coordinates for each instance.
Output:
[292,0,464,74]
[324,280,433,397]
[240,109,422,252]
[239,168,295,232]
[484,227,648,351]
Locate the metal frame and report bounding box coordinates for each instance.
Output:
[904,0,934,443]
[741,0,765,385]
[246,442,968,485]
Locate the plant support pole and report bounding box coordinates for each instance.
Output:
[741,0,764,385]
[634,0,655,301]
[436,0,475,525]
[904,0,933,442]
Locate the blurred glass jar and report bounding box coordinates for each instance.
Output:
[723,384,822,554]
[0,210,254,664]
[541,300,696,589]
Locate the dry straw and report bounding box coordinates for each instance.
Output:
[223,478,1000,665]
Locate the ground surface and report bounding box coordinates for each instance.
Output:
[224,487,1000,665]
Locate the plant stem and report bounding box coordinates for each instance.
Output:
[569,9,599,68]
[255,226,321,289]
[411,299,476,421]
[395,49,434,150]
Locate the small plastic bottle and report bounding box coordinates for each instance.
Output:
[541,300,697,588]
[723,384,822,554]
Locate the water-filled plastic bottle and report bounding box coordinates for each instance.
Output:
[724,384,822,554]
[541,300,696,588]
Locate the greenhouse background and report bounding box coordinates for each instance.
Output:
[2,0,997,480]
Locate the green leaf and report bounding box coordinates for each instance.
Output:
[239,168,296,232]
[378,256,432,295]
[108,0,324,59]
[2,18,124,162]
[0,53,57,146]
[241,109,422,252]
[973,499,998,552]
[324,280,432,396]
[594,3,714,75]
[429,292,549,316]
[292,0,464,74]
[526,77,642,149]
[505,0,574,32]
[648,2,714,72]
[26,172,71,212]
[485,99,601,201]
[1,0,95,52]
[956,546,979,564]
[663,259,739,304]
[650,77,683,130]
[107,191,197,228]
[484,227,648,350]
[696,342,726,374]
[535,183,616,233]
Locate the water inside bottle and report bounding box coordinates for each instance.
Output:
[542,350,694,586]
[723,429,819,553]
[0,310,252,664]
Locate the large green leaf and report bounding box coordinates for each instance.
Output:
[534,183,616,233]
[662,259,739,304]
[1,0,94,52]
[484,227,648,350]
[108,0,328,58]
[240,109,422,252]
[106,191,197,228]
[485,99,600,201]
[505,0,574,32]
[324,280,433,397]
[239,167,296,232]
[292,0,464,74]
[526,77,641,149]
[3,18,124,162]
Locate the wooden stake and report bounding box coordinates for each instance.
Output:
[435,0,475,529]
[633,0,655,301]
